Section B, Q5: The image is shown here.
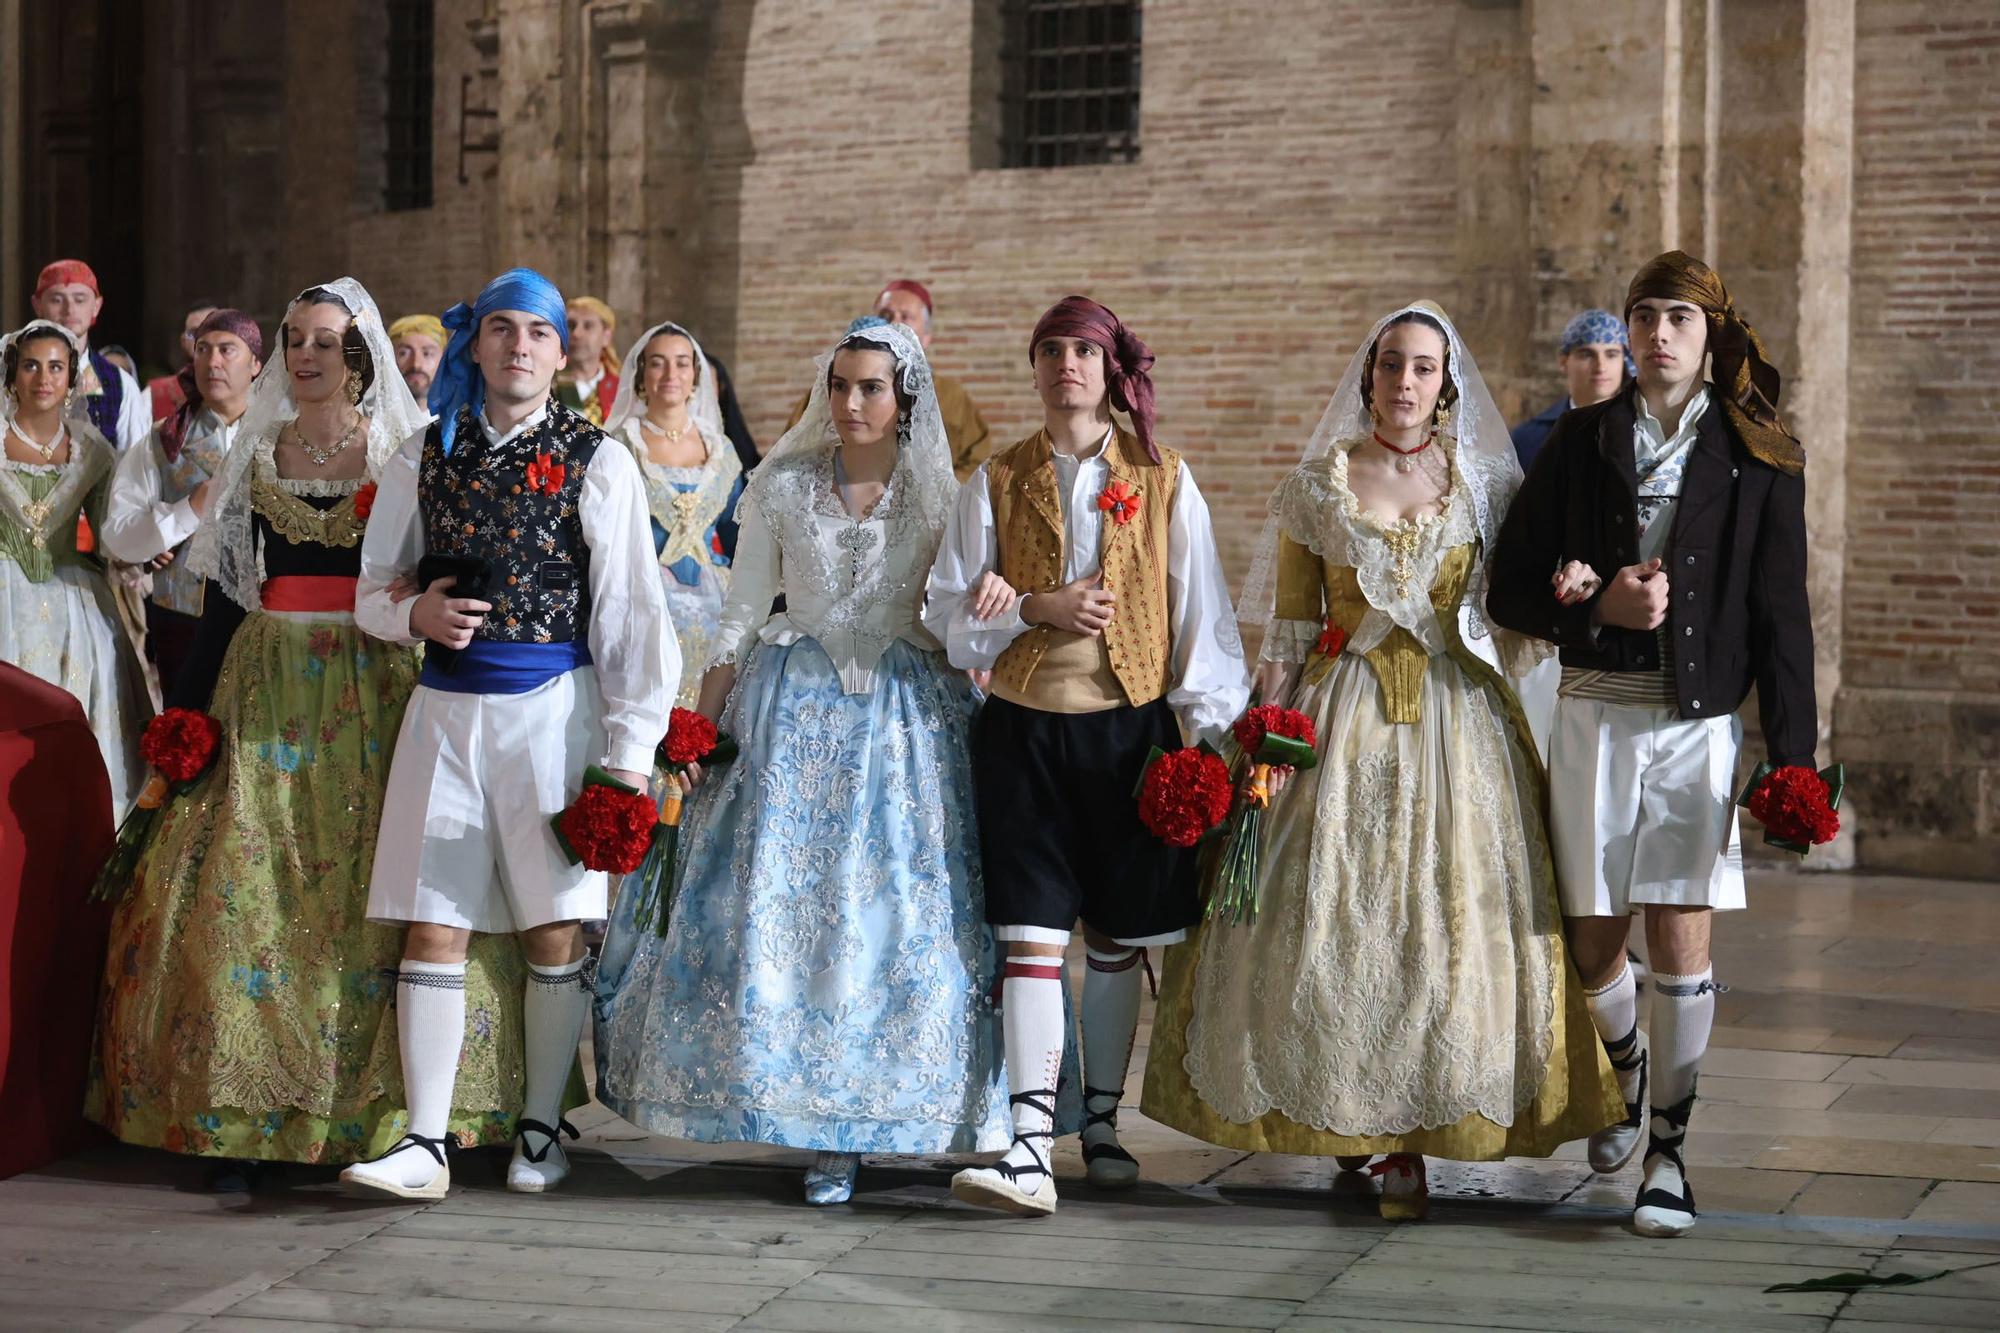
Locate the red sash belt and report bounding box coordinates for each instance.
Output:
[260,575,358,613]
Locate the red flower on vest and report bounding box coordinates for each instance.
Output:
[1096,480,1141,525]
[1315,620,1348,658]
[526,452,566,496]
[352,482,378,521]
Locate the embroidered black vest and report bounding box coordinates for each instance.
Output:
[418,400,604,643]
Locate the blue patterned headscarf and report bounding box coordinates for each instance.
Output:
[429,267,570,454]
[1560,308,1637,379]
[845,314,890,335]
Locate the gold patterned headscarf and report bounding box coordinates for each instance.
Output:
[388,313,447,348]
[1626,251,1803,475]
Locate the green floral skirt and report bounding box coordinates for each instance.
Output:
[87,612,573,1164]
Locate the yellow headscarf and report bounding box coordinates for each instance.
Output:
[388,313,447,348]
[566,296,623,379]
[1626,251,1803,476]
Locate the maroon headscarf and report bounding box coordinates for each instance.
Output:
[1029,295,1159,463]
[160,309,263,461]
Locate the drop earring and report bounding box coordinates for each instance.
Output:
[346,370,364,406]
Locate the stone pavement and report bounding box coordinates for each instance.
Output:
[4,869,1996,1332]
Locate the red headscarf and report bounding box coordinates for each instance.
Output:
[160,309,264,462]
[34,260,99,301]
[879,279,933,314]
[1029,295,1159,462]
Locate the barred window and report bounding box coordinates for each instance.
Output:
[384,0,434,211]
[1000,0,1142,169]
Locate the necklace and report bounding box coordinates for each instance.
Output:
[1373,430,1435,474]
[7,419,66,464]
[642,417,689,444]
[293,413,363,468]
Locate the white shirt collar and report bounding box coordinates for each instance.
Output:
[1049,424,1115,469]
[572,368,603,397]
[1634,384,1710,450]
[478,401,551,450]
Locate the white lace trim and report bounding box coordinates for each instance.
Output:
[1261,618,1322,666]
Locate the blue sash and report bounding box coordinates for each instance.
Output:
[87,350,125,443]
[420,639,593,695]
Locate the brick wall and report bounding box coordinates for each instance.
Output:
[708,0,1464,586]
[1838,2,2000,874]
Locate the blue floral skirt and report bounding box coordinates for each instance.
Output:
[594,637,1012,1154]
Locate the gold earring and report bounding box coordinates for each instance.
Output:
[346,370,363,405]
[1434,401,1453,431]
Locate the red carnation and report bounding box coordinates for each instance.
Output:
[1315,620,1347,658]
[1138,747,1234,849]
[139,707,223,784]
[1747,765,1840,848]
[555,780,657,875]
[1232,704,1318,754]
[352,482,378,521]
[662,707,719,767]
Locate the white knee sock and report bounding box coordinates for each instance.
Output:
[997,954,1068,1185]
[1583,958,1644,1104]
[521,957,588,1142]
[1640,966,1716,1216]
[1648,966,1714,1112]
[1080,945,1142,1149]
[371,958,465,1187]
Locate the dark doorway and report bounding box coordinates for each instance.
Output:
[17,0,147,350]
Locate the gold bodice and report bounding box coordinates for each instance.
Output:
[1278,534,1478,724]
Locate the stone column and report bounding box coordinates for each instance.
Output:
[586,1,710,332]
[495,0,582,279]
[1527,0,1713,340]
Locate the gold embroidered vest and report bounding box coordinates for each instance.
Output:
[988,428,1179,713]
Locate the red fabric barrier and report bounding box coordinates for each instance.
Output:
[0,663,114,1177]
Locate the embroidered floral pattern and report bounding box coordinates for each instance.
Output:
[418,402,603,643]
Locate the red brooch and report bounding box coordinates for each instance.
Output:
[352,482,378,521]
[1315,620,1348,657]
[526,452,566,496]
[1097,481,1141,525]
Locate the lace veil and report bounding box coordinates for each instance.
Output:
[187,276,429,611]
[745,320,954,535]
[1239,300,1528,650]
[603,321,742,563]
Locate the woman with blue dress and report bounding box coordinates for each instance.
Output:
[602,321,742,709]
[593,321,1008,1205]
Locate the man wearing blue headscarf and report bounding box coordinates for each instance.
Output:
[1510,309,1635,470]
[346,267,679,1202]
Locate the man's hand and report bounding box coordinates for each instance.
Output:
[147,550,175,571]
[409,576,491,649]
[607,767,649,798]
[1593,557,1670,630]
[969,571,1017,623]
[1551,560,1602,606]
[1022,575,1115,636]
[387,574,420,603]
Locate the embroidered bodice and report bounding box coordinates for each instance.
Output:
[712,449,942,694]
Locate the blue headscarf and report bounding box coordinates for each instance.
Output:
[429,267,570,454]
[1560,308,1638,379]
[845,314,890,335]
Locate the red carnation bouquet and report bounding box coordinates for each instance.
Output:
[1136,745,1235,849]
[1738,761,1844,856]
[551,766,659,875]
[1212,705,1322,925]
[656,706,738,771]
[91,708,225,901]
[627,709,741,935]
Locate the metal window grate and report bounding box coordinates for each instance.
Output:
[1000,0,1142,169]
[384,0,435,211]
